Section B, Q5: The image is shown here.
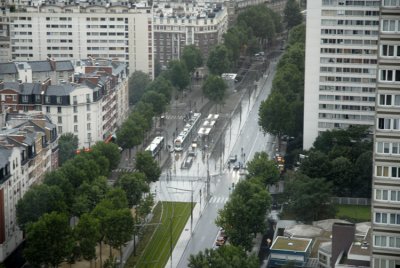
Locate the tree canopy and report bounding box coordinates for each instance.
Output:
[16,184,67,231]
[182,45,203,74]
[24,212,74,268]
[216,180,270,251]
[128,71,151,105]
[283,0,303,30]
[207,45,232,75]
[168,60,190,92]
[283,172,336,222]
[58,133,79,166]
[202,75,227,105]
[188,245,259,268]
[246,151,280,186]
[135,151,161,183]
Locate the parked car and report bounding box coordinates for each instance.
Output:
[229,155,237,163]
[233,161,242,171]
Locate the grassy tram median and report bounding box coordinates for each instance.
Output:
[126,201,193,268]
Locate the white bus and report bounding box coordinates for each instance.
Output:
[145,136,165,158]
[174,113,201,152]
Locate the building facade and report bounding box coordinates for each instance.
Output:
[1,1,153,77]
[0,59,74,84]
[303,0,380,149]
[0,59,129,148]
[371,1,400,268]
[0,114,58,262]
[152,2,228,68]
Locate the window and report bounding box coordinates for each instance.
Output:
[87,123,91,130]
[73,96,77,104]
[57,96,62,104]
[87,113,91,121]
[74,115,78,123]
[73,106,78,113]
[382,45,395,57]
[45,96,50,103]
[380,94,392,105]
[46,106,50,113]
[87,133,91,141]
[58,126,62,134]
[378,118,391,130]
[87,104,91,111]
[74,125,78,132]
[382,19,397,32]
[57,107,62,113]
[86,94,90,103]
[22,95,28,103]
[58,116,62,124]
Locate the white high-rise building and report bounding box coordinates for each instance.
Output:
[303,0,380,149]
[2,1,154,77]
[371,1,400,267]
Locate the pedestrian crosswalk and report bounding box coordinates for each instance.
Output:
[113,168,135,173]
[164,114,184,120]
[209,196,229,204]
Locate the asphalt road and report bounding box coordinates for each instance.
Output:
[175,58,280,268]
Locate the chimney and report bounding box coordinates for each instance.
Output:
[41,78,51,93]
[48,58,56,71]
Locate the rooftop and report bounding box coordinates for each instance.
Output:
[153,2,224,20]
[271,236,312,252]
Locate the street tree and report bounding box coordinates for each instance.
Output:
[75,213,101,266]
[74,176,109,214]
[202,75,227,107]
[16,184,67,231]
[168,60,190,93]
[216,180,270,251]
[58,133,78,166]
[207,44,232,75]
[258,91,291,144]
[299,150,331,179]
[128,71,151,105]
[329,156,353,196]
[287,24,306,47]
[277,43,305,75]
[90,141,121,171]
[237,5,276,46]
[61,155,101,187]
[182,45,203,74]
[188,245,259,268]
[246,152,280,186]
[353,151,372,197]
[223,28,242,63]
[91,199,114,268]
[24,212,74,268]
[116,118,144,157]
[272,63,304,101]
[43,171,74,210]
[141,90,168,116]
[106,187,129,210]
[103,208,134,264]
[145,76,174,102]
[136,194,154,221]
[283,172,336,222]
[115,172,149,208]
[134,101,155,123]
[283,0,303,30]
[135,151,161,183]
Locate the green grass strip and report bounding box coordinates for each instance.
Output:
[335,204,371,223]
[129,201,192,268]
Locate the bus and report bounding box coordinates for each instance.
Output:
[145,136,165,158]
[174,112,201,152]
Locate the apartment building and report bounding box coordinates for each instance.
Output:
[0,114,58,262]
[152,2,228,67]
[303,0,380,149]
[0,14,10,62]
[371,1,400,268]
[0,59,74,84]
[0,59,129,148]
[1,0,153,77]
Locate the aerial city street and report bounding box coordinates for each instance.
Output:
[0,0,398,267]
